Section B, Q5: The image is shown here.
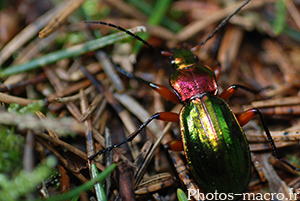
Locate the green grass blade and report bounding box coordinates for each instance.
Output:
[91,163,107,201]
[132,0,172,54]
[128,0,182,32]
[148,0,173,25]
[0,26,146,77]
[177,188,188,201]
[273,0,287,35]
[36,163,116,201]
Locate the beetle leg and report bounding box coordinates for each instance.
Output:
[219,84,260,101]
[89,112,179,160]
[237,108,300,171]
[165,140,184,152]
[148,83,181,104]
[114,63,181,104]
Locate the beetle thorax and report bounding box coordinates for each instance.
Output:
[169,46,218,102]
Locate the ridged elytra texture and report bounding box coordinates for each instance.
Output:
[180,93,251,199]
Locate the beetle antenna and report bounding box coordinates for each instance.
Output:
[191,0,251,52]
[84,21,166,54]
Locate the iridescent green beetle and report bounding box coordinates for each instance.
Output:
[170,46,251,199]
[86,0,299,199]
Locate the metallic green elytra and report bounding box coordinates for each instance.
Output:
[180,93,251,198]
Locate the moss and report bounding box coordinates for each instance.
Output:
[0,126,23,176]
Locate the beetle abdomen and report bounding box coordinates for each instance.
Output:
[180,93,250,198]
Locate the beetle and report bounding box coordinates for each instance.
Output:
[86,0,299,199]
